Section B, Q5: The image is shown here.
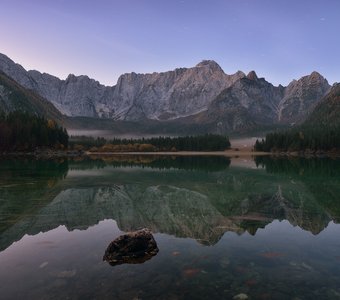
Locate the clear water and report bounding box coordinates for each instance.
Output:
[1,156,340,300]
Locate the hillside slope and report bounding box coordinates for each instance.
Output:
[0,71,63,122]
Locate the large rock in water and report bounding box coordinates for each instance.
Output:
[103,228,159,266]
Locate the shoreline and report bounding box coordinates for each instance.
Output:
[86,150,269,156]
[1,149,340,159]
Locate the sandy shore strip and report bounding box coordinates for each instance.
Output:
[86,150,269,156]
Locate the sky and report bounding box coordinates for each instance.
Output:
[1,0,339,86]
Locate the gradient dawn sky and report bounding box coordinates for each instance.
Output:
[1,0,339,86]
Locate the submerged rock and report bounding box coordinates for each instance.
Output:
[233,293,249,300]
[103,228,159,266]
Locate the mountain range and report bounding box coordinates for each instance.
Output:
[0,53,335,134]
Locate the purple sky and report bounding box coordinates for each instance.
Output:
[1,0,339,86]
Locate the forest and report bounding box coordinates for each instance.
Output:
[254,125,340,152]
[70,134,231,152]
[0,111,68,151]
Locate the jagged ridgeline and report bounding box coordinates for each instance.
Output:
[0,111,68,151]
[254,84,340,152]
[0,53,332,135]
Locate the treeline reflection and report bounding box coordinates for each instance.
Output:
[255,156,340,177]
[70,155,231,172]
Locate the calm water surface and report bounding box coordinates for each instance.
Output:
[1,156,340,299]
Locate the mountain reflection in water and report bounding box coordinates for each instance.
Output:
[1,156,339,250]
[1,156,340,299]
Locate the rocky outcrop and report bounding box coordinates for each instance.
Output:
[205,74,285,125]
[278,71,330,124]
[28,72,114,118]
[0,71,63,121]
[103,228,159,266]
[191,71,330,131]
[180,72,284,132]
[0,54,34,88]
[303,83,340,127]
[246,70,258,81]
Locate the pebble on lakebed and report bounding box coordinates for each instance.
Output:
[233,293,249,300]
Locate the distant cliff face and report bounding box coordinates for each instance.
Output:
[0,54,244,120]
[111,60,246,121]
[28,71,115,118]
[0,53,332,132]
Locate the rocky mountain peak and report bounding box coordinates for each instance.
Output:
[234,70,246,78]
[306,71,330,88]
[65,74,78,82]
[195,60,224,73]
[293,71,329,87]
[65,73,96,84]
[247,71,258,80]
[310,71,323,79]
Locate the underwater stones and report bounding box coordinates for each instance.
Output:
[103,228,159,266]
[39,261,48,269]
[57,269,77,278]
[219,257,230,268]
[233,293,249,300]
[182,268,202,278]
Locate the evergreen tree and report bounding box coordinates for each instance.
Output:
[0,111,68,151]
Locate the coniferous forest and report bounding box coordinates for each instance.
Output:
[0,111,68,151]
[254,125,340,152]
[71,134,231,152]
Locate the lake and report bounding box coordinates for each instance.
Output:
[1,156,340,299]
